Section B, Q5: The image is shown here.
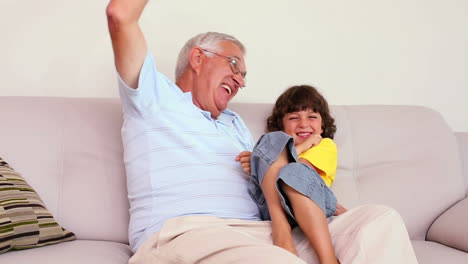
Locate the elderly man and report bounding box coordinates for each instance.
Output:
[106,0,418,263]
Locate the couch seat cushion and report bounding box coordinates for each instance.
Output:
[0,240,132,264]
[412,240,468,264]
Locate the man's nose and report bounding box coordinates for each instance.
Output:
[233,73,246,89]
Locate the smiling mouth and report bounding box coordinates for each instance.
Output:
[297,132,312,138]
[221,84,232,95]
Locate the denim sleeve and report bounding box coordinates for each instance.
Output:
[249,131,296,220]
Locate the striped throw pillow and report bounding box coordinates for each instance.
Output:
[0,157,75,254]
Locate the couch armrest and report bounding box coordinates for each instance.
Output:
[428,132,468,252]
[456,132,468,191]
[427,197,468,252]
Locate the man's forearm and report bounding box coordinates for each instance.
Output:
[106,0,149,89]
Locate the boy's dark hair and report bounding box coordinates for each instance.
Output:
[266,85,337,139]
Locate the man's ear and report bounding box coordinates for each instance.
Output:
[189,47,204,75]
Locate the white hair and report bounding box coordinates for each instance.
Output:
[175,32,245,81]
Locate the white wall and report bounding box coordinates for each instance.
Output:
[1,0,467,131]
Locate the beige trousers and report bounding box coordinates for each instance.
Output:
[129,205,418,264]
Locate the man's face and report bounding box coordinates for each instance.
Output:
[192,41,246,118]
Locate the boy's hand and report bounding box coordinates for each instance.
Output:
[235,151,252,175]
[296,134,322,154]
[305,134,322,148]
[334,202,348,216]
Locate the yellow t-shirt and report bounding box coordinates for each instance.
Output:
[298,138,337,187]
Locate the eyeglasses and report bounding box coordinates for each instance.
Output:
[202,49,247,80]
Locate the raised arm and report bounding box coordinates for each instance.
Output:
[106,0,148,89]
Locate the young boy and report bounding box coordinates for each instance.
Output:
[249,85,345,264]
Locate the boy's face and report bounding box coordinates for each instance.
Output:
[282,109,323,145]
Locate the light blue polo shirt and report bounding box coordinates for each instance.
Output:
[118,52,261,252]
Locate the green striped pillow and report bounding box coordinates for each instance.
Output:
[0,157,75,254]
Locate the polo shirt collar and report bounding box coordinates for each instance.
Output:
[183,92,236,124]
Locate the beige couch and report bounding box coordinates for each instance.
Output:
[0,96,467,263]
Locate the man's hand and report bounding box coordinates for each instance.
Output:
[334,202,348,216]
[235,151,252,175]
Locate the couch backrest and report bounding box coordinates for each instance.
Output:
[0,97,465,243]
[0,97,129,243]
[230,103,465,240]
